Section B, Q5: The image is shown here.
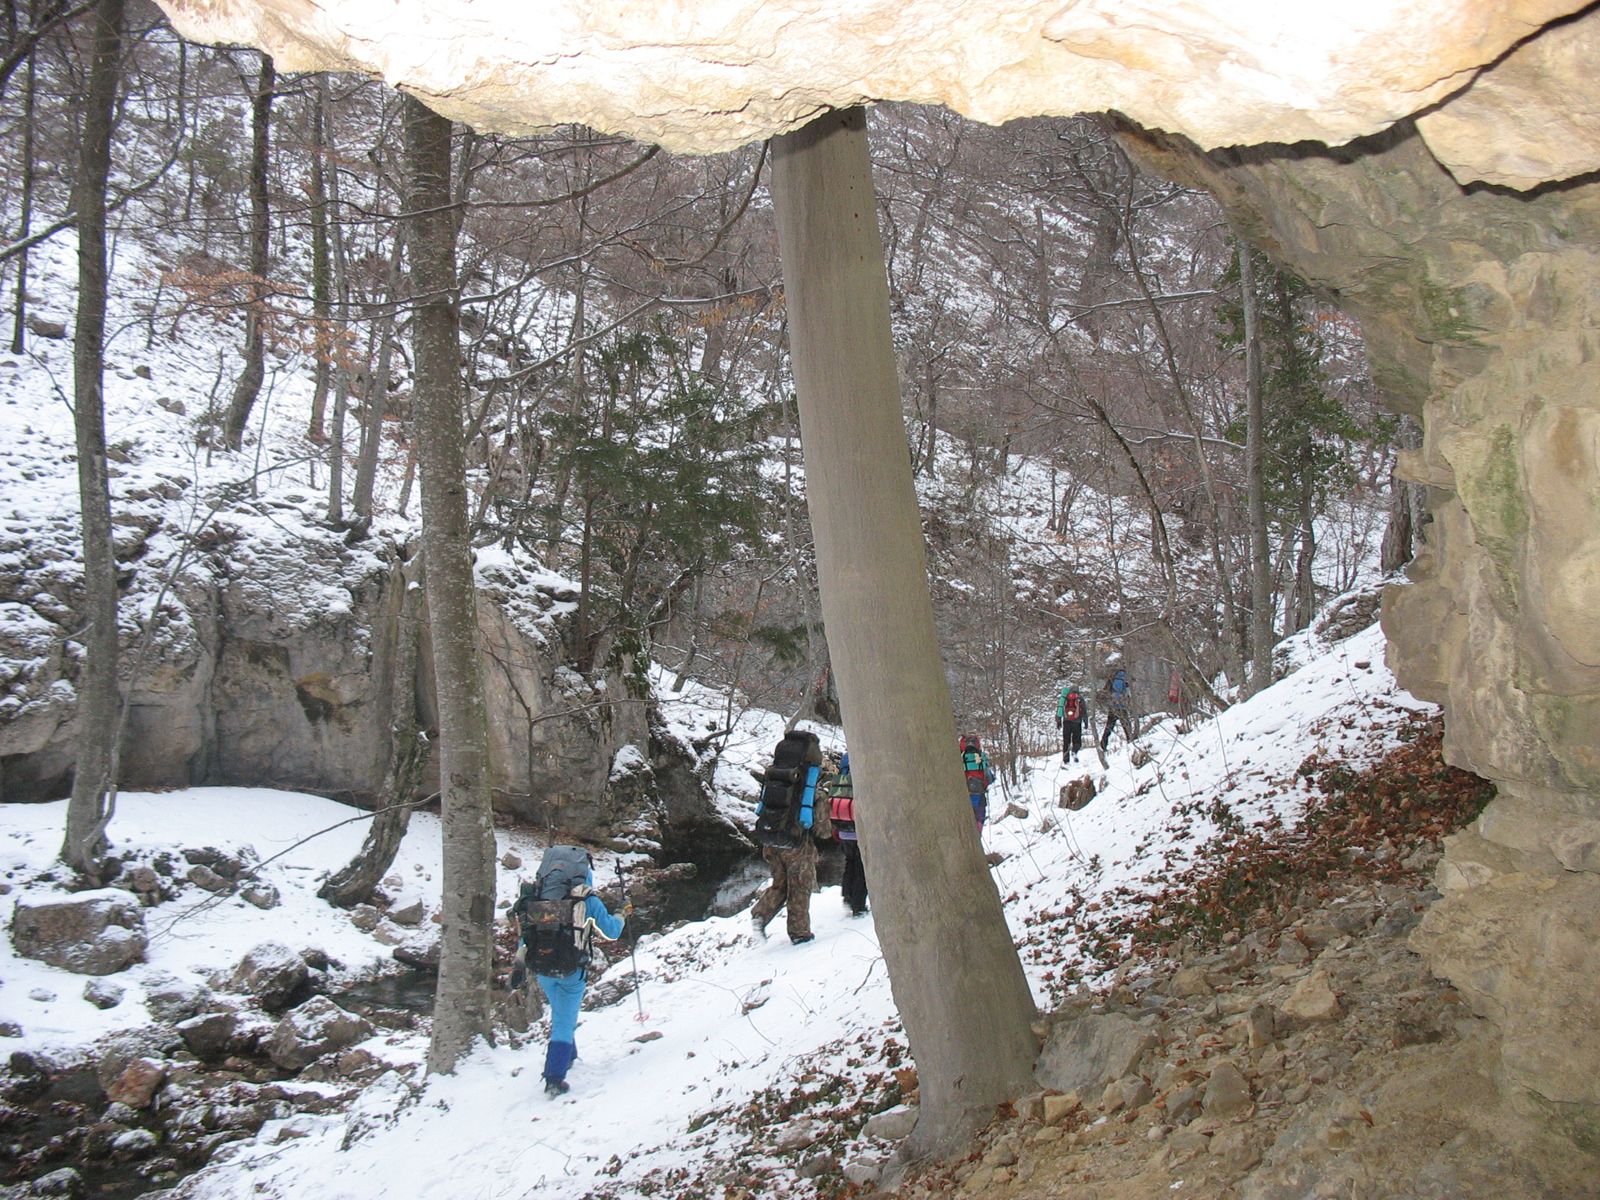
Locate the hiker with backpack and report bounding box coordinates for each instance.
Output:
[960,733,997,828]
[1056,685,1087,763]
[1100,666,1136,751]
[750,729,834,944]
[509,844,628,1097]
[829,751,868,918]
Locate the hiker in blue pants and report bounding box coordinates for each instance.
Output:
[511,846,628,1097]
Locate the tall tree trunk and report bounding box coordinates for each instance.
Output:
[320,553,428,907]
[1380,417,1423,574]
[770,107,1037,1160]
[1240,240,1273,696]
[1293,442,1317,630]
[60,0,124,880]
[306,74,331,442]
[10,44,34,355]
[351,229,404,529]
[406,94,495,1076]
[222,53,274,450]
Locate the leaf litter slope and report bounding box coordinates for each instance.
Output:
[145,621,1425,1200]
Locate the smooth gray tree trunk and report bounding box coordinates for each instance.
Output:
[769,107,1037,1160]
[1240,240,1273,696]
[61,0,124,881]
[405,94,496,1075]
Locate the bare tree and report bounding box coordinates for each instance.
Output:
[60,0,123,880]
[405,93,496,1076]
[770,107,1037,1160]
[222,51,274,450]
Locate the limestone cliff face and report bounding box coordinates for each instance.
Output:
[1116,117,1600,1134]
[0,519,716,858]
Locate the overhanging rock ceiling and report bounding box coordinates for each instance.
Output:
[154,0,1597,186]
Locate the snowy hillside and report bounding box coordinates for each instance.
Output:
[0,615,1423,1199]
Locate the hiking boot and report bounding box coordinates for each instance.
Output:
[849,908,868,918]
[544,1078,570,1098]
[791,934,814,945]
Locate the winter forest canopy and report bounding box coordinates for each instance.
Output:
[0,1,1409,740]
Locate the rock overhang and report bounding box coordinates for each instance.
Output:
[153,0,1594,188]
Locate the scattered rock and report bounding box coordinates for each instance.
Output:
[1247,1003,1276,1049]
[229,942,309,1011]
[1167,965,1214,998]
[984,851,1006,866]
[1164,1083,1201,1125]
[388,897,425,926]
[176,1009,242,1058]
[500,852,522,869]
[1060,776,1097,811]
[1280,968,1343,1023]
[186,864,231,893]
[349,905,382,932]
[775,1118,820,1152]
[392,940,441,969]
[28,988,56,1002]
[1167,1125,1210,1164]
[1035,1011,1158,1096]
[25,315,67,340]
[266,996,376,1071]
[106,1058,166,1108]
[843,1156,884,1187]
[1202,1062,1253,1117]
[1210,1124,1262,1171]
[83,979,125,1009]
[863,1104,919,1141]
[1103,1075,1153,1112]
[141,970,213,1023]
[1042,1093,1080,1124]
[1003,802,1030,820]
[1275,936,1310,965]
[9,889,148,975]
[241,883,281,910]
[796,1151,838,1178]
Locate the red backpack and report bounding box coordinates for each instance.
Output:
[1063,691,1082,722]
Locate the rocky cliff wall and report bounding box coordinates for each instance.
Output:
[0,504,733,862]
[1118,115,1600,1145]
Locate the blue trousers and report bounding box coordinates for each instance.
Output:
[538,971,587,1081]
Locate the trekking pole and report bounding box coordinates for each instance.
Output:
[617,860,649,1028]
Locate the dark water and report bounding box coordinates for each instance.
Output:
[336,971,438,1018]
[1,1069,178,1200]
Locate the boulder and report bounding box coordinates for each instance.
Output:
[842,1157,884,1187]
[862,1104,918,1141]
[266,996,375,1071]
[796,1152,837,1179]
[1164,1084,1202,1125]
[10,889,147,975]
[106,1058,166,1108]
[241,883,281,910]
[349,905,381,932]
[175,1009,240,1058]
[95,1030,181,1092]
[392,940,441,969]
[1042,1093,1080,1124]
[388,896,425,927]
[141,970,214,1023]
[229,941,309,1011]
[1202,1062,1253,1117]
[186,864,231,893]
[1280,969,1343,1023]
[774,1118,820,1152]
[1035,1012,1157,1096]
[83,980,125,1010]
[1167,966,1214,998]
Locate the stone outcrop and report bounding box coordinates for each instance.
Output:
[0,514,723,854]
[151,0,1588,167]
[1112,114,1600,1143]
[9,889,147,975]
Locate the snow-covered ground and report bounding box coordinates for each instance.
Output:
[0,621,1425,1198]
